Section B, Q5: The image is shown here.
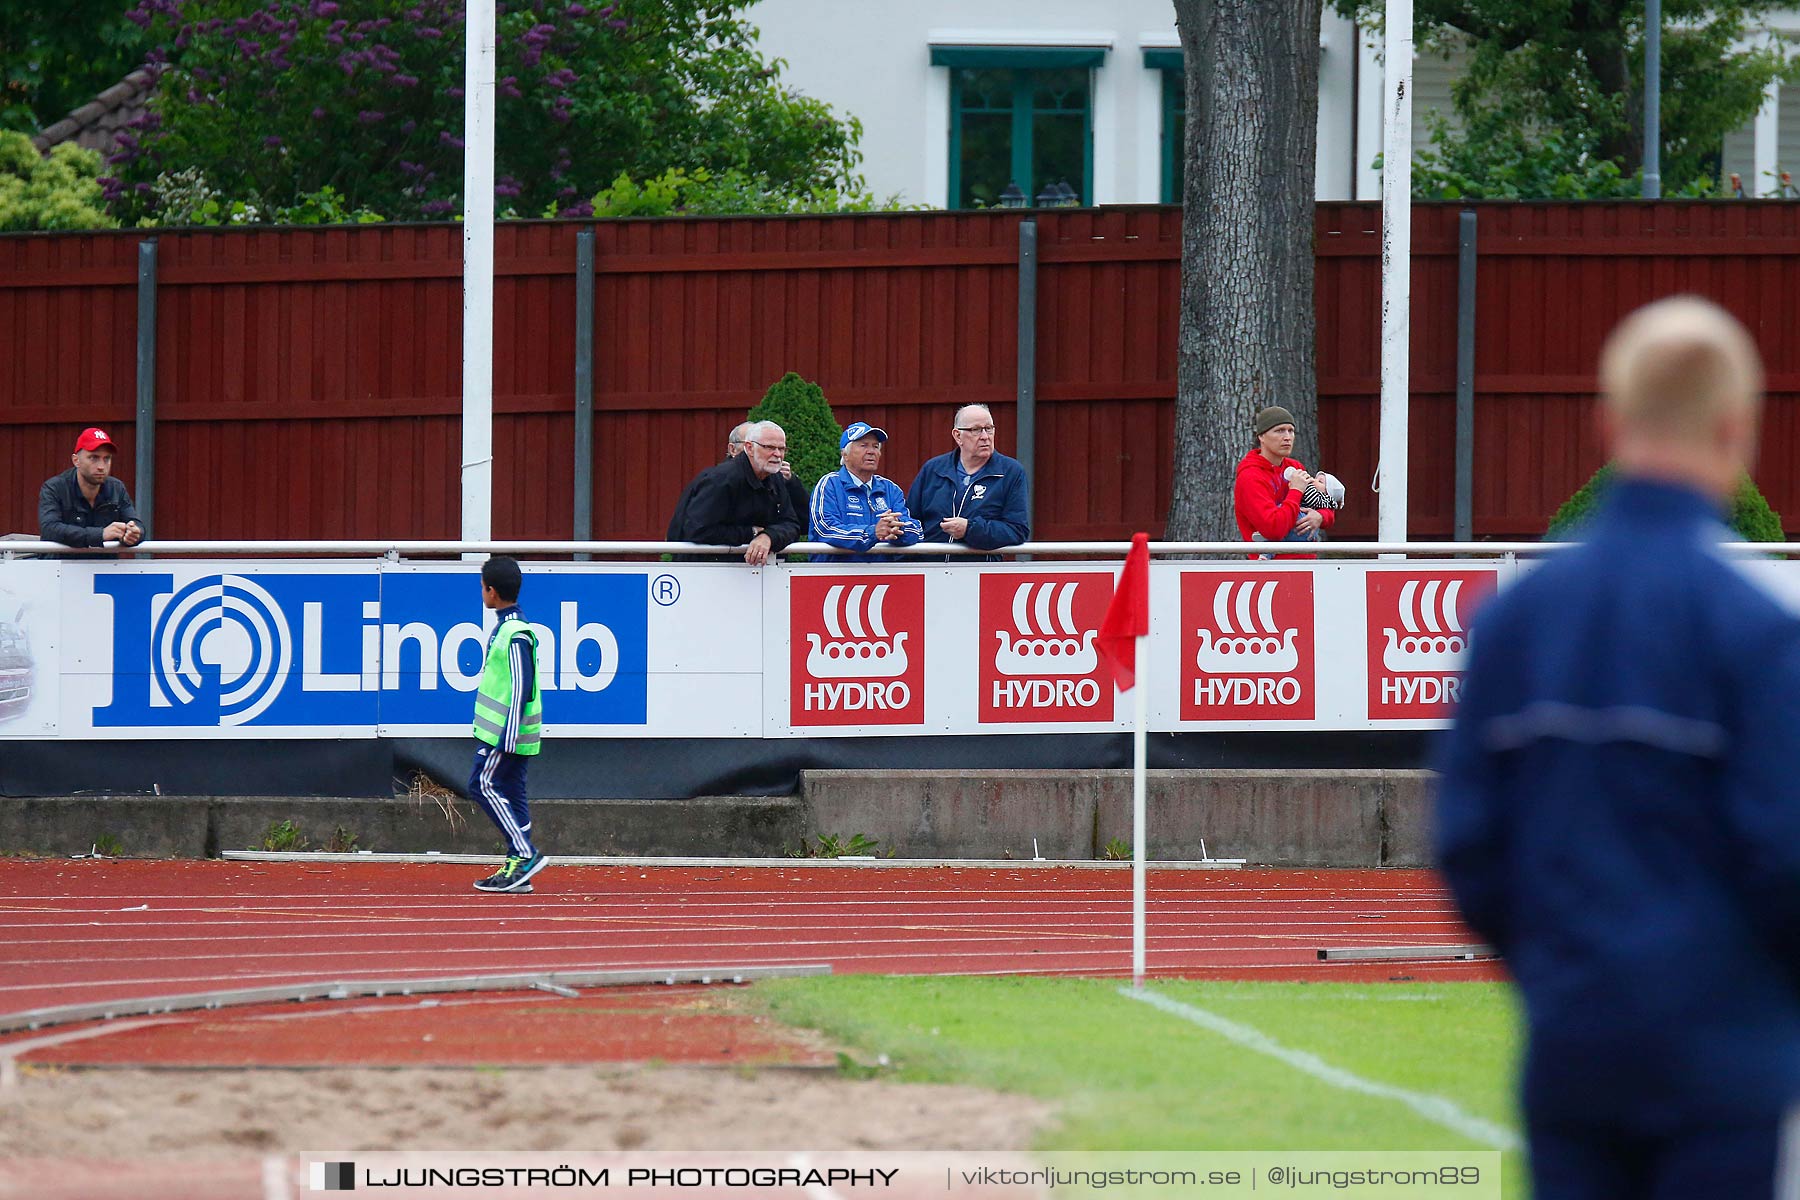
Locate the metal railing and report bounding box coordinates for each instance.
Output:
[2,537,1797,560]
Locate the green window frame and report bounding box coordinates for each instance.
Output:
[1144,49,1185,205]
[935,45,1103,209]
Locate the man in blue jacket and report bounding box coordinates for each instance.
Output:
[809,422,922,562]
[907,404,1031,561]
[1437,295,1800,1199]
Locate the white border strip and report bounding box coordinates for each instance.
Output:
[1121,986,1520,1150]
[220,851,1246,870]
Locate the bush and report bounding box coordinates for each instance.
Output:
[1548,463,1786,541]
[0,133,117,230]
[574,167,908,219]
[747,372,841,493]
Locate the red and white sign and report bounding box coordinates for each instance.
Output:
[979,573,1112,723]
[1365,571,1497,720]
[789,575,925,726]
[1181,572,1315,721]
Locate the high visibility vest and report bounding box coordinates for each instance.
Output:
[472,617,542,755]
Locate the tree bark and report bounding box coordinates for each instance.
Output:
[1166,0,1324,542]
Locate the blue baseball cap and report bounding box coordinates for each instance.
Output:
[839,421,889,449]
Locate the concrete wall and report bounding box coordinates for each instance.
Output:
[800,769,1434,866]
[0,771,1434,865]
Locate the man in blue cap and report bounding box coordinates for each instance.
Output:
[809,421,922,562]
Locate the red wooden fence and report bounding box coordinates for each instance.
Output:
[3,202,1796,544]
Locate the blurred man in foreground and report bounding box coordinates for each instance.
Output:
[1437,295,1800,1198]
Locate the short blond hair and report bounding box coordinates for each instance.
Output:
[1599,296,1763,438]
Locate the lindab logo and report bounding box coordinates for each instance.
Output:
[978,574,1111,723]
[1180,572,1315,721]
[1365,570,1496,719]
[790,575,925,726]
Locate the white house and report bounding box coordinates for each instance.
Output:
[748,1,1800,204]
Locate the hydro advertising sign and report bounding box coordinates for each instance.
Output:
[978,573,1113,723]
[1181,571,1316,721]
[1364,570,1496,720]
[788,574,926,727]
[87,567,648,732]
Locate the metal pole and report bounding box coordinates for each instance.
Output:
[1378,0,1414,545]
[573,228,595,560]
[135,239,157,536]
[1454,210,1477,542]
[1643,0,1662,199]
[1016,218,1038,534]
[461,0,496,546]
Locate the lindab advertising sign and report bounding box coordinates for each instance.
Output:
[1180,571,1315,721]
[789,575,926,727]
[978,573,1112,723]
[1365,570,1497,720]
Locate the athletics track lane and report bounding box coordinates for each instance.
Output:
[0,860,1501,1018]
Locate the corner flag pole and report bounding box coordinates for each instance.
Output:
[1132,632,1147,985]
[1096,532,1152,987]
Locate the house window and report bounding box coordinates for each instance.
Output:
[933,46,1102,208]
[1144,48,1184,204]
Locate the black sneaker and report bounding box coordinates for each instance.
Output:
[473,851,548,894]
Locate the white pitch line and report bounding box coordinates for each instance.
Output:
[0,1016,185,1085]
[1122,986,1520,1150]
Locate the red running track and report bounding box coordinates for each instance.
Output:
[0,859,1501,1019]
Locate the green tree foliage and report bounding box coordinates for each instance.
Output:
[1549,463,1786,541]
[578,167,906,218]
[0,131,117,230]
[0,0,152,135]
[107,0,869,224]
[1336,0,1795,196]
[747,372,841,493]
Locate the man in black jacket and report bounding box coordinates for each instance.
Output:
[39,428,145,549]
[674,421,804,565]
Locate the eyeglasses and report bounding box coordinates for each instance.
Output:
[954,425,996,435]
[748,441,786,454]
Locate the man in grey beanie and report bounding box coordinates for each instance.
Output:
[1232,406,1336,558]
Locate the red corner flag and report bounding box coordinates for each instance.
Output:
[1096,532,1150,691]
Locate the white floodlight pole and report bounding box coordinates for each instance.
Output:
[462,0,497,545]
[1378,0,1413,545]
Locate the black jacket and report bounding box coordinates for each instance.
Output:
[38,468,143,548]
[669,461,809,542]
[674,453,805,552]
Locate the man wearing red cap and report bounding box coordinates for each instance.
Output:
[38,428,145,549]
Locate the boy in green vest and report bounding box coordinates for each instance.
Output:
[469,556,548,893]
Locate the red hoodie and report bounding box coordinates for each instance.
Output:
[1233,449,1336,558]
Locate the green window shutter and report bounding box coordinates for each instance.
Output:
[1142,48,1183,72]
[932,45,1107,70]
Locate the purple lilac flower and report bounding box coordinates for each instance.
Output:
[264,136,283,148]
[358,110,386,124]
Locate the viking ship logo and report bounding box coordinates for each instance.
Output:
[994,581,1097,677]
[805,583,909,679]
[1195,579,1298,675]
[150,574,293,725]
[1382,579,1469,673]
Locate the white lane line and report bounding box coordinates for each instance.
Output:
[0,1016,185,1085]
[1121,986,1520,1150]
[0,942,1499,1003]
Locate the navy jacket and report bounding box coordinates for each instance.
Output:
[38,469,143,548]
[1437,478,1800,1131]
[906,450,1031,560]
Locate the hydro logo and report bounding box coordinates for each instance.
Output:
[1365,570,1496,719]
[978,574,1111,723]
[93,569,648,729]
[789,575,925,726]
[1180,572,1315,721]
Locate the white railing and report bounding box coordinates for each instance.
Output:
[2,537,1796,560]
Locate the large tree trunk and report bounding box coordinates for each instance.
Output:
[1166,0,1324,542]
